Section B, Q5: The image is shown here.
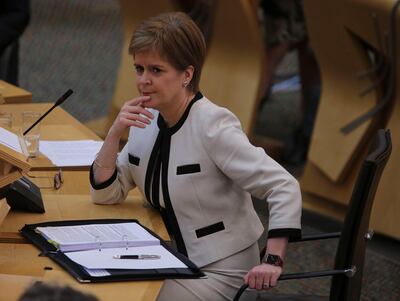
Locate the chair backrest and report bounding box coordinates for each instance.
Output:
[330,129,392,301]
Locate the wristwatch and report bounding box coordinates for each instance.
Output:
[262,253,284,267]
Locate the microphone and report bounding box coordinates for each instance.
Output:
[23,89,74,136]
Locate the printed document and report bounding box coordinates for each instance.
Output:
[0,127,22,153]
[35,222,160,252]
[66,245,188,269]
[39,140,103,167]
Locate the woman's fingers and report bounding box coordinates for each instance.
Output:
[110,97,155,136]
[125,95,151,106]
[122,97,154,120]
[243,265,282,291]
[269,271,280,288]
[115,96,155,130]
[123,106,154,120]
[120,112,151,126]
[255,272,266,290]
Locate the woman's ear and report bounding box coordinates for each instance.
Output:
[182,66,194,88]
[184,65,194,82]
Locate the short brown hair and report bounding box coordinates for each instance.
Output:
[129,12,206,92]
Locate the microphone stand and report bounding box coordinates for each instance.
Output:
[23,89,73,136]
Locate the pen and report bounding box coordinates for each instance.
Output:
[113,254,161,260]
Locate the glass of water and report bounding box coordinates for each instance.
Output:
[22,111,41,158]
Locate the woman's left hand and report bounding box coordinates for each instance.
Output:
[244,263,282,290]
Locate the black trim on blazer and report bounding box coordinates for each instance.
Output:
[195,221,225,238]
[144,132,162,209]
[151,150,162,210]
[145,92,203,257]
[268,228,302,241]
[89,163,117,190]
[177,164,201,175]
[128,154,140,166]
[161,133,188,256]
[157,91,203,135]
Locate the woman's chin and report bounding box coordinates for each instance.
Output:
[143,100,157,109]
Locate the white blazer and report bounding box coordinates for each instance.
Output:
[90,93,302,267]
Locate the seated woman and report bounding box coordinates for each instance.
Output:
[90,12,302,301]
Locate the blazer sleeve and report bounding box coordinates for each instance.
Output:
[201,106,302,236]
[90,142,136,205]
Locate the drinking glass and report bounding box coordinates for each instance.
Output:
[22,111,41,157]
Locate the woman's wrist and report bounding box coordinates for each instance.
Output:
[93,154,115,171]
[107,125,124,142]
[265,237,289,259]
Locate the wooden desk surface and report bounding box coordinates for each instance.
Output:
[0,170,167,300]
[25,170,92,195]
[1,103,168,300]
[0,244,162,301]
[0,191,168,241]
[44,270,161,301]
[0,191,167,300]
[2,103,101,170]
[0,273,41,301]
[0,170,92,242]
[0,80,32,104]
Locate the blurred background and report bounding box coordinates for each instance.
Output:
[2,0,399,300]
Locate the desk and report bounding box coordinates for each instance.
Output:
[0,81,32,104]
[24,170,92,195]
[0,274,40,301]
[0,188,168,243]
[2,103,101,170]
[0,103,168,300]
[0,244,162,301]
[0,190,168,300]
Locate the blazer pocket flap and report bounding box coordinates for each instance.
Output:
[195,221,225,238]
[128,154,140,166]
[176,164,201,175]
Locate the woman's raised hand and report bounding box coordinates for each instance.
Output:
[109,96,154,138]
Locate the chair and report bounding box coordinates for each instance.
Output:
[234,129,392,301]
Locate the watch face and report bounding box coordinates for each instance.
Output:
[269,255,278,264]
[264,254,283,267]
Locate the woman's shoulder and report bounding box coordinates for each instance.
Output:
[193,95,243,132]
[194,95,237,120]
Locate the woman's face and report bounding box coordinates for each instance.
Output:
[134,50,192,111]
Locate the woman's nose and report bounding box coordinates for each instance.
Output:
[138,72,151,85]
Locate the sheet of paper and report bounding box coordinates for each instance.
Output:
[39,140,103,167]
[36,222,160,252]
[66,245,188,269]
[0,127,23,153]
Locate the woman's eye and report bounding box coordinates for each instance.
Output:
[152,67,161,73]
[135,66,144,74]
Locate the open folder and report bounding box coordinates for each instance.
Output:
[21,219,205,283]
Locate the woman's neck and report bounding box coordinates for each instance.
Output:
[161,92,195,127]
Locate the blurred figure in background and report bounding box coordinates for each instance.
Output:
[174,0,216,45]
[19,282,99,301]
[259,0,321,166]
[0,0,30,85]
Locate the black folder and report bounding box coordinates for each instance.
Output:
[20,218,205,283]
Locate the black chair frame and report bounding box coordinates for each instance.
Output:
[234,129,392,301]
